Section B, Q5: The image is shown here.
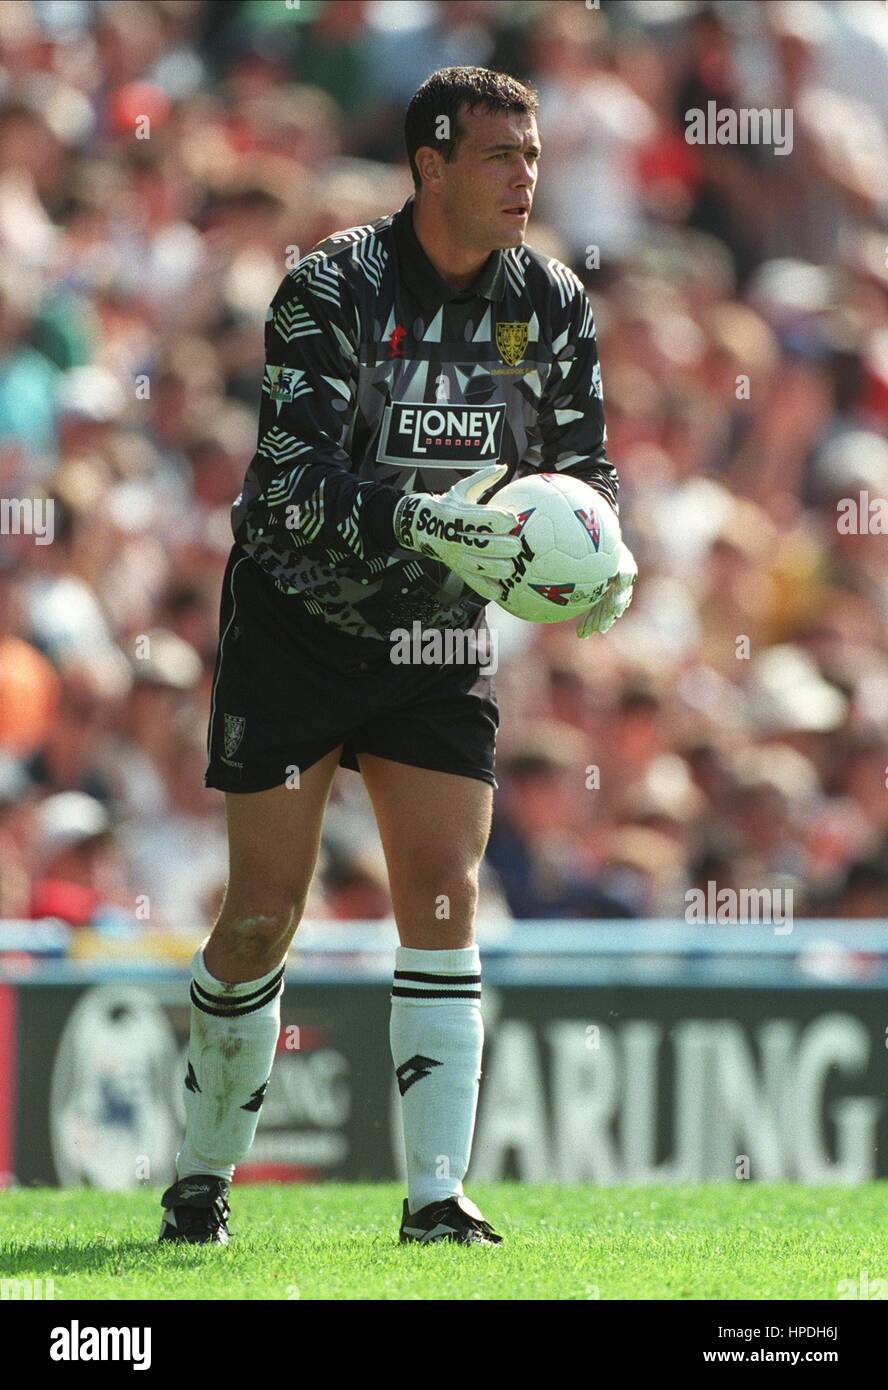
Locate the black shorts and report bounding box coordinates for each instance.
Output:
[205,547,499,794]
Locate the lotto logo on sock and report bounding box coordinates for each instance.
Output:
[395,1054,442,1095]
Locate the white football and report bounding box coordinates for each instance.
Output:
[487,472,622,623]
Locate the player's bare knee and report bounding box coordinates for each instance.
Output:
[207,893,305,975]
[412,863,480,920]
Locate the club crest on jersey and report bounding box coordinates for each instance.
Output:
[377,399,506,469]
[574,507,601,550]
[223,714,246,759]
[495,321,529,367]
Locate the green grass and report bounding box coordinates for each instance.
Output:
[1,1184,886,1300]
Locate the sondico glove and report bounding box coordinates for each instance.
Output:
[576,540,638,637]
[393,464,521,589]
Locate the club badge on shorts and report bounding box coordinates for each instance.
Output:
[223,714,246,760]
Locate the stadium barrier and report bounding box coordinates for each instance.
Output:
[1,921,886,1189]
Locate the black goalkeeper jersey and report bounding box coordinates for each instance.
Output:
[231,192,619,641]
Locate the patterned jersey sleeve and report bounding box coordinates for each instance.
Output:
[231,258,401,562]
[526,271,620,514]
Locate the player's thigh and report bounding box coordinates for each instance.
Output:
[221,746,342,907]
[359,755,493,921]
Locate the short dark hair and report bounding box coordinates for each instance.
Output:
[404,66,539,192]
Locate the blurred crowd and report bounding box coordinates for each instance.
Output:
[0,0,887,944]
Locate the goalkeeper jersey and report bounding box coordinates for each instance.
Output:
[232,192,619,640]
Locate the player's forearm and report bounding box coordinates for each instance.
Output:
[232,456,402,560]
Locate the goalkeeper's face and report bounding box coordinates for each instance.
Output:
[438,107,540,253]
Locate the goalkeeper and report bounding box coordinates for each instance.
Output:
[159,66,635,1248]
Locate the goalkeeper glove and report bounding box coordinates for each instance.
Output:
[393,464,521,590]
[576,540,637,637]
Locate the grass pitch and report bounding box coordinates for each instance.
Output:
[1,1183,885,1300]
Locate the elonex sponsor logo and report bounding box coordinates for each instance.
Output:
[377,400,506,468]
[398,406,499,456]
[50,1321,152,1370]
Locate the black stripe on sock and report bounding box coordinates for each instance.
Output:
[192,964,285,1009]
[393,971,481,984]
[190,978,283,1018]
[391,987,482,1000]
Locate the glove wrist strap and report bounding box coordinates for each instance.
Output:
[393,493,421,549]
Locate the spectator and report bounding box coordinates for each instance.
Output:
[0,0,884,939]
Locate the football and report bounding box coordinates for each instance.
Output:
[486,472,622,623]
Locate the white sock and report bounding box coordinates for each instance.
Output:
[176,945,284,1182]
[390,944,483,1214]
